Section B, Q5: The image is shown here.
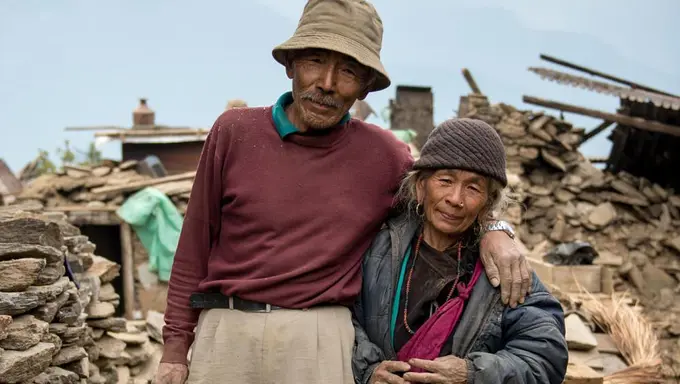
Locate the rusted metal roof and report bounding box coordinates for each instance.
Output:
[528,67,680,111]
[0,159,23,196]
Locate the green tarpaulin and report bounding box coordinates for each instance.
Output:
[116,187,183,282]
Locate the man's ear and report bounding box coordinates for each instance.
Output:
[285,52,295,79]
[285,62,294,79]
[358,72,376,100]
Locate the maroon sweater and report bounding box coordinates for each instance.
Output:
[162,106,413,364]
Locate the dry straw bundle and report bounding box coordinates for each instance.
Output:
[576,291,664,384]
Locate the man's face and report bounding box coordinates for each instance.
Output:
[286,48,372,131]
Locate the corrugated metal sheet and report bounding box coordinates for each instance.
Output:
[0,159,23,196]
[528,67,680,111]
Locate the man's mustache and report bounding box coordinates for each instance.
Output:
[300,91,342,109]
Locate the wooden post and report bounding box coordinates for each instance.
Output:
[522,95,680,138]
[580,121,614,145]
[120,222,135,320]
[461,68,482,94]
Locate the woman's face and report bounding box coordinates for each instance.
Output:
[416,169,490,238]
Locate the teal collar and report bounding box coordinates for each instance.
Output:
[271,91,351,138]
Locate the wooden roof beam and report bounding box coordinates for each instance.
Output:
[539,54,678,98]
[523,95,680,138]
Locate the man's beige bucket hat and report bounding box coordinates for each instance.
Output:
[272,0,391,92]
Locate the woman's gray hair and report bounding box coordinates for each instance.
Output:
[395,169,512,238]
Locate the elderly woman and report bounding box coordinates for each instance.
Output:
[352,118,568,384]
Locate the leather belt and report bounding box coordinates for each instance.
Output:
[189,292,284,312]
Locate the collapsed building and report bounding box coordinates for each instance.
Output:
[455,55,680,383]
[2,56,679,382]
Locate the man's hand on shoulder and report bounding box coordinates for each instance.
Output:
[479,226,532,308]
[154,362,188,384]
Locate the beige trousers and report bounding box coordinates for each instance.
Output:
[186,306,355,384]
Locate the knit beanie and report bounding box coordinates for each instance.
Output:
[413,118,508,186]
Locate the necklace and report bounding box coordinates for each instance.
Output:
[402,232,463,335]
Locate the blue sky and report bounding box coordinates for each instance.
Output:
[1,0,678,173]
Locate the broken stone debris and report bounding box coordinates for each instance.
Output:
[14,160,191,214]
[459,93,680,381]
[0,212,162,384]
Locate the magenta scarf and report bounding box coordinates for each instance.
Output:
[396,259,483,368]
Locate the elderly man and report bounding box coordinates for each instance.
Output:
[155,1,531,384]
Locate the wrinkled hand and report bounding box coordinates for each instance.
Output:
[154,362,188,384]
[480,230,532,308]
[369,360,411,384]
[403,356,467,384]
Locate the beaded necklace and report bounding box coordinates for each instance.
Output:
[402,231,463,335]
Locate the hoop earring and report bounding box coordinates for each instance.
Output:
[416,202,424,216]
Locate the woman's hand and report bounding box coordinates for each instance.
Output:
[369,360,411,384]
[402,356,468,384]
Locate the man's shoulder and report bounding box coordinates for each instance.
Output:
[212,106,273,135]
[350,119,412,154]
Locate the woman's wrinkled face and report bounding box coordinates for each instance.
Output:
[416,169,490,238]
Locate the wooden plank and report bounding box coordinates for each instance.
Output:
[66,211,120,226]
[527,257,554,288]
[552,265,602,293]
[587,156,608,164]
[523,96,680,138]
[527,257,602,293]
[120,222,135,320]
[539,54,677,97]
[94,128,209,138]
[64,126,127,131]
[91,171,196,195]
[43,205,119,212]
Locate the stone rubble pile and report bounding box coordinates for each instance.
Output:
[0,209,162,384]
[458,93,680,381]
[16,160,192,214]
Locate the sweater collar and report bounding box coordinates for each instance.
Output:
[271,91,351,139]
